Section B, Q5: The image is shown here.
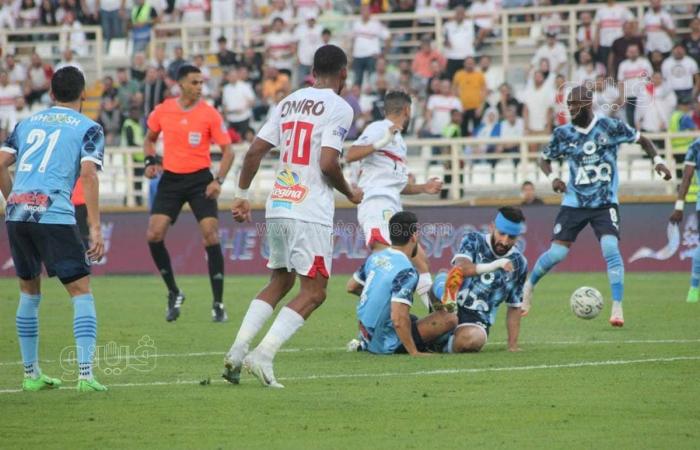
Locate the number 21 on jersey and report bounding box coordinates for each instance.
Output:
[18,129,61,173]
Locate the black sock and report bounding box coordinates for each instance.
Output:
[148,241,179,294]
[206,244,224,304]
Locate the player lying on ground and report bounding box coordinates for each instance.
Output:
[345,211,457,355]
[144,65,234,323]
[223,45,363,388]
[522,84,672,327]
[0,67,107,391]
[669,136,700,304]
[345,91,442,309]
[436,207,527,353]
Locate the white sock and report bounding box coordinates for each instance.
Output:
[24,362,40,379]
[611,301,623,316]
[255,307,305,361]
[227,299,273,362]
[417,272,433,310]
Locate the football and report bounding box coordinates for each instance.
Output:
[570,287,604,319]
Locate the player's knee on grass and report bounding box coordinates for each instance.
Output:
[452,327,487,353]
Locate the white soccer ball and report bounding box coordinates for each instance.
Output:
[570,286,604,319]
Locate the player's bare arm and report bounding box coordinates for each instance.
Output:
[345,125,401,163]
[320,147,363,204]
[506,305,522,352]
[80,160,104,262]
[390,302,430,357]
[346,277,363,296]
[638,135,672,181]
[0,151,16,200]
[401,177,443,195]
[539,157,567,193]
[232,137,274,222]
[143,129,161,179]
[670,164,695,224]
[206,143,234,200]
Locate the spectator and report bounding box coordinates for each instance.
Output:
[239,47,264,90]
[577,11,595,51]
[661,44,699,105]
[121,105,147,205]
[683,18,700,67]
[573,48,605,86]
[531,32,568,75]
[209,0,234,52]
[592,75,623,118]
[553,74,569,126]
[150,46,169,70]
[38,0,57,26]
[267,0,293,24]
[61,10,87,57]
[412,35,446,82]
[691,100,700,130]
[475,107,500,157]
[363,0,388,14]
[538,0,563,36]
[642,0,675,57]
[129,0,157,55]
[101,75,118,102]
[453,56,486,136]
[0,70,22,135]
[492,82,522,119]
[479,55,502,105]
[368,56,399,91]
[24,53,52,106]
[609,20,643,79]
[618,45,653,126]
[17,0,40,29]
[98,97,122,146]
[522,70,555,150]
[415,0,449,26]
[192,54,212,97]
[320,27,337,47]
[293,0,324,18]
[4,55,25,85]
[142,66,166,118]
[389,0,415,55]
[294,12,323,85]
[166,46,187,81]
[116,67,141,114]
[0,0,16,30]
[423,79,462,137]
[635,71,676,133]
[351,5,390,87]
[469,0,498,50]
[55,48,83,72]
[221,67,255,136]
[131,52,148,82]
[341,84,362,140]
[264,17,295,77]
[215,36,238,69]
[498,105,525,156]
[175,0,208,43]
[649,50,665,73]
[442,109,462,138]
[99,0,124,52]
[668,99,695,155]
[14,96,30,123]
[594,0,633,66]
[443,5,475,80]
[261,65,290,103]
[520,181,544,206]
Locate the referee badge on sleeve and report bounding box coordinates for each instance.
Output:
[188,132,202,146]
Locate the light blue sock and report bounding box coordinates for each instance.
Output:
[529,243,569,286]
[432,272,447,299]
[601,235,624,303]
[16,293,41,378]
[73,294,97,380]
[443,334,455,354]
[691,245,700,288]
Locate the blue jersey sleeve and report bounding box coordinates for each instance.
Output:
[80,124,105,168]
[1,123,20,156]
[505,256,528,307]
[390,268,418,306]
[542,128,565,161]
[685,139,700,167]
[353,260,368,286]
[609,118,639,145]
[452,232,482,264]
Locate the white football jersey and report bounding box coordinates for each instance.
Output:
[257,87,354,227]
[352,119,409,203]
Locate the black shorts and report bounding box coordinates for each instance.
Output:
[151,169,218,224]
[457,308,491,335]
[552,205,620,242]
[395,315,428,354]
[6,221,90,284]
[74,204,89,245]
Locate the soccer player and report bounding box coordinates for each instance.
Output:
[522,84,672,326]
[144,65,234,323]
[0,67,107,391]
[669,137,700,303]
[345,91,443,310]
[223,45,362,388]
[436,207,527,353]
[346,211,457,355]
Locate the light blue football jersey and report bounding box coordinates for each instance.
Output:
[354,248,419,354]
[683,137,700,211]
[543,115,638,208]
[453,232,528,328]
[2,106,104,224]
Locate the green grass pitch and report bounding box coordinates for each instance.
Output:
[1,273,699,449]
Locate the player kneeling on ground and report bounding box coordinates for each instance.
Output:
[346,211,457,355]
[438,207,527,353]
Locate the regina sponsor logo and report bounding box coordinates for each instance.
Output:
[271,169,308,209]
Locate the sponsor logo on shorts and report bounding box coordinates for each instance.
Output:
[271,169,308,209]
[553,223,562,234]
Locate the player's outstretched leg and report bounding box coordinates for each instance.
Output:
[601,235,625,327]
[687,245,700,304]
[522,242,570,315]
[147,215,184,322]
[244,274,326,388]
[16,282,62,391]
[223,269,295,384]
[412,244,434,311]
[200,218,226,322]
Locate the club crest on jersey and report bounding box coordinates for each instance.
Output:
[582,141,597,155]
[596,133,609,146]
[188,132,201,146]
[271,168,308,209]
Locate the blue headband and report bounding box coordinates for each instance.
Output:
[495,212,524,236]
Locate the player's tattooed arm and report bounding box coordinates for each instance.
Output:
[539,157,567,193]
[320,147,363,204]
[638,135,672,181]
[670,164,695,224]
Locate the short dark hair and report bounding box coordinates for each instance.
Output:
[384,90,412,115]
[177,65,201,81]
[521,181,534,188]
[389,211,418,246]
[217,36,227,43]
[321,28,331,35]
[51,66,85,103]
[312,45,347,77]
[498,206,525,223]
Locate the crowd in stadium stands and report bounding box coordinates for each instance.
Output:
[1,0,700,162]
